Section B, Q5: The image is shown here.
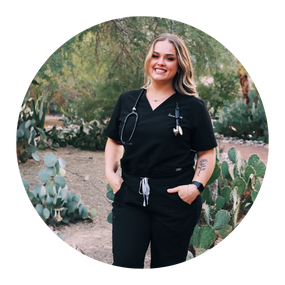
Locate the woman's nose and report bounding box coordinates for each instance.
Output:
[157,57,165,65]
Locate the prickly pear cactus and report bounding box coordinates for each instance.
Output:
[22,152,97,226]
[17,120,41,163]
[189,146,266,259]
[213,91,268,143]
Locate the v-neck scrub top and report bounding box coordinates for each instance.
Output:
[105,89,217,179]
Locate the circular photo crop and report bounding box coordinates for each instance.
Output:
[17,16,268,269]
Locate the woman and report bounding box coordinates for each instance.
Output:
[105,33,217,269]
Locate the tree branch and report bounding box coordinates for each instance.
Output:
[111,19,128,36]
[123,46,141,68]
[107,50,123,80]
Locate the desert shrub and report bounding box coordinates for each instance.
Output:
[197,69,240,115]
[22,152,97,226]
[213,90,268,143]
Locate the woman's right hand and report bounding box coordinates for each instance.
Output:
[107,172,123,194]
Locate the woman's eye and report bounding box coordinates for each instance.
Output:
[152,54,175,61]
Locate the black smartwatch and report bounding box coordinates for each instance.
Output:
[191,181,204,193]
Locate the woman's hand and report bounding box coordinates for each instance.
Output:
[105,138,124,194]
[167,184,200,204]
[106,171,123,194]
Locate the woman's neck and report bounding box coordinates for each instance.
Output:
[147,82,176,98]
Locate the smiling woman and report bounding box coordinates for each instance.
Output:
[105,33,217,269]
[147,41,178,89]
[143,33,196,97]
[145,40,179,110]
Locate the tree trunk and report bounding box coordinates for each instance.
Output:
[238,67,250,105]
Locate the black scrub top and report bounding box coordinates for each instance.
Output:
[105,89,217,178]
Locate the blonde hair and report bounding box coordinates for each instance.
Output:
[143,33,197,97]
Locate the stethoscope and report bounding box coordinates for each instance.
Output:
[120,89,183,145]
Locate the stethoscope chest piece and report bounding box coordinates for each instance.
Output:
[173,98,183,136]
[173,125,183,136]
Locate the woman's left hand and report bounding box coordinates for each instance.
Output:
[167,184,200,204]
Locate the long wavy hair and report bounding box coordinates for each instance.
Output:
[142,33,197,97]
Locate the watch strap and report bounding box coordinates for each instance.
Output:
[191,181,204,193]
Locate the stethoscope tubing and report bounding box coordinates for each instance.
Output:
[120,89,182,145]
[120,89,145,145]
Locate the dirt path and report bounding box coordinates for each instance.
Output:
[217,141,268,165]
[19,146,115,265]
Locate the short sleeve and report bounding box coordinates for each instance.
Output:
[105,95,122,142]
[191,99,217,151]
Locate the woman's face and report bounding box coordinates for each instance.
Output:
[148,40,179,86]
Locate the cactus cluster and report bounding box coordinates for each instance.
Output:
[60,109,108,151]
[17,119,41,163]
[213,90,268,143]
[18,88,71,157]
[17,90,49,161]
[22,152,97,226]
[106,183,114,223]
[189,146,266,257]
[65,118,108,151]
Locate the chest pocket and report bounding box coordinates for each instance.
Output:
[136,110,176,143]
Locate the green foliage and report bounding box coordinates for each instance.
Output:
[197,69,240,114]
[33,17,237,120]
[106,183,114,223]
[19,87,50,131]
[24,17,257,154]
[18,84,78,155]
[22,153,97,226]
[213,89,268,143]
[190,146,266,256]
[16,119,41,163]
[45,126,69,148]
[17,85,56,161]
[197,225,216,250]
[32,94,48,130]
[255,92,272,143]
[65,115,108,151]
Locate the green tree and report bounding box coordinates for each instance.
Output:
[33,17,238,119]
[196,68,241,115]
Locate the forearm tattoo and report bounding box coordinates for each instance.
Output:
[197,159,208,176]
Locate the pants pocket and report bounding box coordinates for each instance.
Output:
[174,192,190,206]
[114,180,124,197]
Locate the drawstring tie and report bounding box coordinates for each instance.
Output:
[139,177,150,207]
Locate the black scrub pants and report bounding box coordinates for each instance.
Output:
[112,169,202,269]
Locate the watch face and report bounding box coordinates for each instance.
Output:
[192,181,204,192]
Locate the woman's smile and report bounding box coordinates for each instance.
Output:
[148,40,178,84]
[154,68,167,74]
